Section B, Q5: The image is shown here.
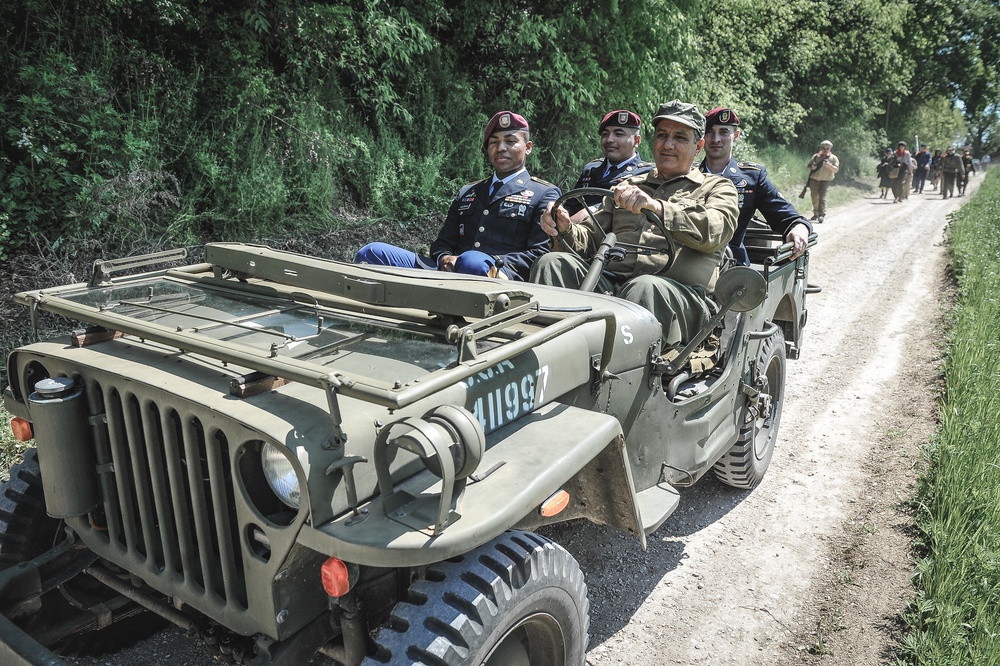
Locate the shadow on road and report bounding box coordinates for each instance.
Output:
[541,475,752,647]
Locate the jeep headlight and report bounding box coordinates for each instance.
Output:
[261,443,301,509]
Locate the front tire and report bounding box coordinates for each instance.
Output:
[364,531,589,666]
[0,448,166,655]
[714,331,786,489]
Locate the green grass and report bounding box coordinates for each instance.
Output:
[896,168,1000,665]
[734,143,877,216]
[0,405,28,483]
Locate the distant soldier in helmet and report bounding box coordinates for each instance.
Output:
[806,140,839,222]
[941,147,964,199]
[958,148,976,195]
[699,107,810,265]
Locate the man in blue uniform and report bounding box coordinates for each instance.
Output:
[564,109,654,215]
[355,111,560,280]
[913,144,931,194]
[699,107,810,265]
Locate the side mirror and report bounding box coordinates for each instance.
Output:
[658,267,767,376]
[714,267,767,313]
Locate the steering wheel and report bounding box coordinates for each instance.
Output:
[549,187,677,285]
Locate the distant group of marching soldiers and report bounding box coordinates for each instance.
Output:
[877,142,983,201]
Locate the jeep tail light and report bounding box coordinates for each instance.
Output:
[321,557,351,597]
[540,489,570,517]
[10,417,33,442]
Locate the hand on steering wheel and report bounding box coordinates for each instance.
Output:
[544,188,678,287]
[540,202,571,238]
[611,181,662,217]
[550,188,675,255]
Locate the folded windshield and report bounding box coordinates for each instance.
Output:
[62,279,458,372]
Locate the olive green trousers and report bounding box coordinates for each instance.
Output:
[530,253,716,349]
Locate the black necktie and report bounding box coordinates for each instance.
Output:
[490,180,503,198]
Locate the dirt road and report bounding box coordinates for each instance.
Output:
[70,180,967,665]
[571,182,963,665]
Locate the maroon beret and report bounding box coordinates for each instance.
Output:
[705,107,740,129]
[599,110,641,132]
[483,111,529,150]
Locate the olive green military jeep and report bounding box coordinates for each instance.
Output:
[0,200,815,665]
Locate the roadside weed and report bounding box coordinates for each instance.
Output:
[899,169,1000,665]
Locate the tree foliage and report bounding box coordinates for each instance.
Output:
[0,0,997,260]
[888,0,1000,154]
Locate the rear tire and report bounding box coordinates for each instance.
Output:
[364,530,589,666]
[714,331,786,489]
[0,448,166,655]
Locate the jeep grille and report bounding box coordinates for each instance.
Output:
[86,379,249,609]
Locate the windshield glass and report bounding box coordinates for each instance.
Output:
[62,279,458,372]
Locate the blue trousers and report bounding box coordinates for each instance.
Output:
[355,243,509,277]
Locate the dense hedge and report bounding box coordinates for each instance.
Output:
[1,0,995,260]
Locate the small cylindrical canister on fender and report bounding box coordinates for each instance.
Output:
[28,377,100,519]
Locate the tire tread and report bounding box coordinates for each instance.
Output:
[363,531,589,666]
[714,332,786,489]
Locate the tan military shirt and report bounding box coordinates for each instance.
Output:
[554,169,737,294]
[808,153,839,182]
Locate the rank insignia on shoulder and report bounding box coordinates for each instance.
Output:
[531,176,556,187]
[737,161,763,171]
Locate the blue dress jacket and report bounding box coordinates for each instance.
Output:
[564,154,653,214]
[431,171,560,281]
[699,158,810,266]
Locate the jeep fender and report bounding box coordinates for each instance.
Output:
[296,402,644,566]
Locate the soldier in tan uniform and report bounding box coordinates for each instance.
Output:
[531,100,738,349]
[806,140,839,222]
[958,148,976,195]
[941,147,965,199]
